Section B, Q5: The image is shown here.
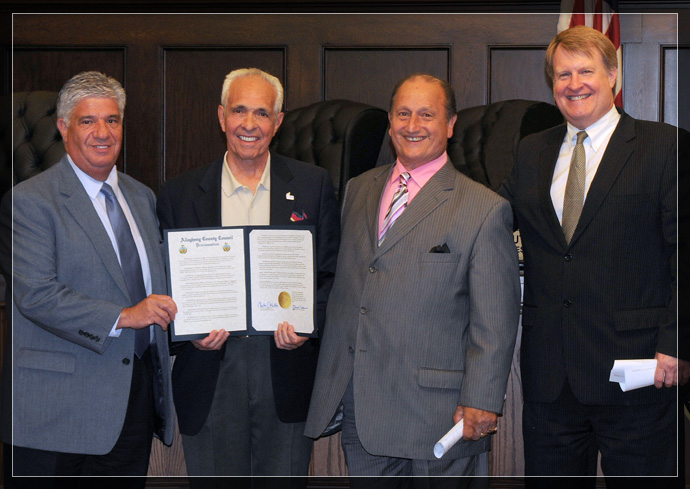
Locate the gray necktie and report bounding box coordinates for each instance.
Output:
[100,183,150,358]
[561,131,588,244]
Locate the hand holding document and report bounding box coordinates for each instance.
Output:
[165,226,316,341]
[434,419,463,458]
[609,359,657,392]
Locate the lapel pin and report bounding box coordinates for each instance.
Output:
[286,192,295,200]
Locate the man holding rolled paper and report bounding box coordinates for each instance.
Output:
[304,74,521,482]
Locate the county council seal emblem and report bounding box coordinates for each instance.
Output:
[223,243,231,252]
[278,291,291,309]
[179,245,187,254]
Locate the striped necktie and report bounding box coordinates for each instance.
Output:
[378,172,411,246]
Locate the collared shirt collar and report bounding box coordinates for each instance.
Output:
[221,151,271,198]
[67,154,120,199]
[565,105,620,152]
[390,151,448,187]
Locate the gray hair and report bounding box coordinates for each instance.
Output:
[56,71,126,126]
[220,68,284,117]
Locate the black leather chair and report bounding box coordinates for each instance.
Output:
[12,91,64,185]
[270,99,389,205]
[448,99,563,191]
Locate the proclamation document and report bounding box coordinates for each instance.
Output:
[166,228,246,340]
[165,226,315,341]
[249,228,314,335]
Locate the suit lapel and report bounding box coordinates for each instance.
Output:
[194,159,223,227]
[375,162,454,256]
[269,154,296,225]
[57,158,131,301]
[538,125,569,249]
[569,113,635,245]
[119,176,162,292]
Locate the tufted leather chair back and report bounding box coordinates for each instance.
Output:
[13,91,65,185]
[270,99,389,205]
[448,99,564,191]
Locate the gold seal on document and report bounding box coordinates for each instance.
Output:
[278,291,291,309]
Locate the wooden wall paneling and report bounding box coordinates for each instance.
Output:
[678,46,690,132]
[287,43,323,110]
[310,432,348,476]
[623,41,663,122]
[662,46,678,128]
[124,42,163,190]
[452,43,487,107]
[12,47,125,93]
[162,47,285,182]
[620,13,678,123]
[488,47,553,104]
[664,45,689,132]
[324,47,450,109]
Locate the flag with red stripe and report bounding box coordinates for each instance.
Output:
[558,0,622,107]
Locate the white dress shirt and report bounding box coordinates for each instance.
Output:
[550,105,621,223]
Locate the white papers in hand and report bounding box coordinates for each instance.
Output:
[434,419,463,459]
[609,359,657,392]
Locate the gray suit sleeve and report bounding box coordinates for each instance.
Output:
[458,197,521,414]
[12,187,123,354]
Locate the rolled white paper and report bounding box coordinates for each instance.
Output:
[434,419,463,458]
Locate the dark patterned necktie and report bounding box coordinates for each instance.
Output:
[562,131,588,244]
[100,183,149,358]
[378,172,410,246]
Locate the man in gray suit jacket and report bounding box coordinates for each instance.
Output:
[304,74,521,483]
[499,26,687,485]
[4,71,177,483]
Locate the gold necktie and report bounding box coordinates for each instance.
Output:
[561,131,588,244]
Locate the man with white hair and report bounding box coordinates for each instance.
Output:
[157,68,340,479]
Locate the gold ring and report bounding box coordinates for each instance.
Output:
[487,427,498,435]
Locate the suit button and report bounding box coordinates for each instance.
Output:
[368,266,376,273]
[95,337,100,342]
[360,307,367,315]
[563,300,572,308]
[348,346,354,353]
[122,358,130,365]
[564,253,573,261]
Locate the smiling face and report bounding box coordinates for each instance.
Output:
[388,77,457,171]
[218,75,284,168]
[551,45,617,130]
[57,97,122,181]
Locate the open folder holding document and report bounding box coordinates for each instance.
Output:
[165,225,316,341]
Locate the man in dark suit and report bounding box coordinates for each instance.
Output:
[2,71,177,485]
[156,68,340,480]
[499,25,687,484]
[304,74,520,485]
